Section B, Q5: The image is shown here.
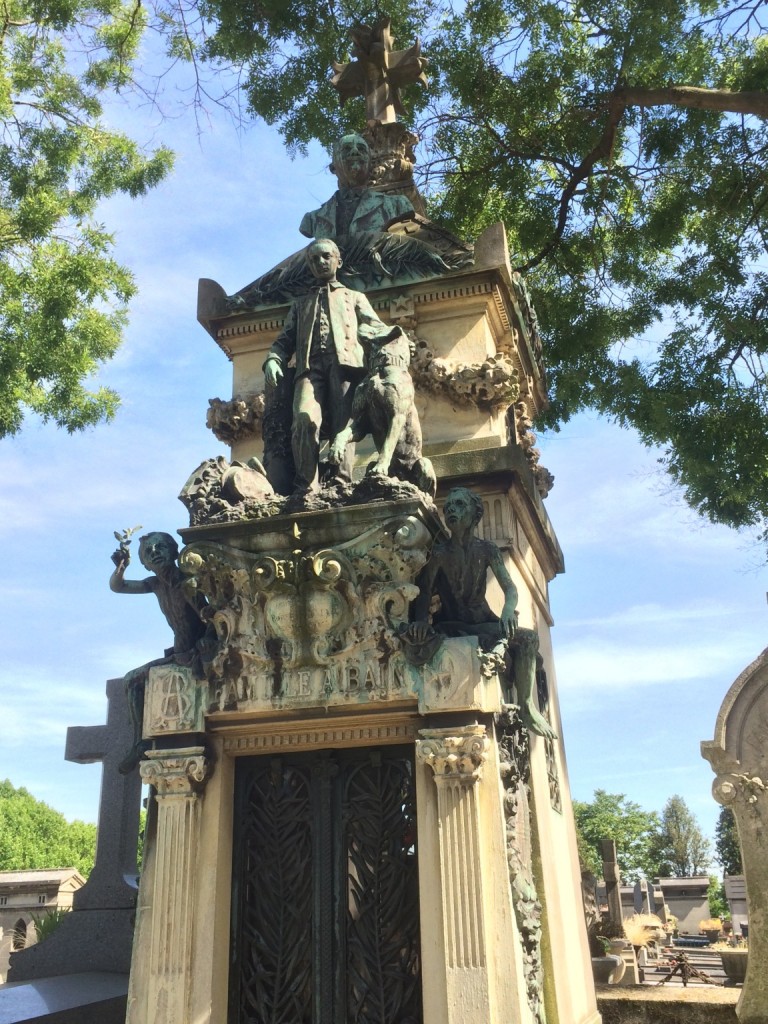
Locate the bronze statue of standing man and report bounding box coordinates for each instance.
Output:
[263,238,403,494]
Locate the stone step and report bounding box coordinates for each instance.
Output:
[0,972,127,1024]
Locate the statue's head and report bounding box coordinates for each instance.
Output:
[443,488,484,531]
[138,532,179,573]
[305,238,342,281]
[331,133,371,187]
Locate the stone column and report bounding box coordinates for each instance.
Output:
[129,747,210,1024]
[710,771,767,1024]
[416,724,493,1020]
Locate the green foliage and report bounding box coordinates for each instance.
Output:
[707,874,729,919]
[0,779,96,877]
[31,906,71,942]
[651,795,711,876]
[572,789,661,882]
[714,805,743,876]
[189,0,768,543]
[0,0,172,437]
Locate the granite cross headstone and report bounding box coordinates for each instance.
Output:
[8,677,142,981]
[65,676,143,910]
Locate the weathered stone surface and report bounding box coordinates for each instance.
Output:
[330,21,426,125]
[143,663,206,737]
[597,986,738,1024]
[179,500,436,716]
[9,679,140,982]
[702,646,768,1024]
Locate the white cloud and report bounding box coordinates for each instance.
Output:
[555,637,736,692]
[541,418,761,564]
[567,600,726,630]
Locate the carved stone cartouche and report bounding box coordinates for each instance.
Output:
[178,502,435,713]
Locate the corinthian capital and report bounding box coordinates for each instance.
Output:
[140,746,211,796]
[416,725,489,783]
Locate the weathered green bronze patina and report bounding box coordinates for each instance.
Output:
[328,324,436,495]
[228,131,471,308]
[109,530,210,773]
[263,238,405,494]
[410,487,555,738]
[300,133,414,241]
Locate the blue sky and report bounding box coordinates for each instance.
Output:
[0,72,765,860]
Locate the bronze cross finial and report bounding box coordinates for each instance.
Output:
[330,18,427,125]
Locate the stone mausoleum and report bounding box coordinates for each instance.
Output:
[9,17,602,1024]
[0,870,84,983]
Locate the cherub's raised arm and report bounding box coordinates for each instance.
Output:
[109,549,153,595]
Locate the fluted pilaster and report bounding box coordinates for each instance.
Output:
[134,747,211,1024]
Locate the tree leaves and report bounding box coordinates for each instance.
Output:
[0,779,96,877]
[0,0,173,436]
[714,805,743,876]
[651,794,711,876]
[573,789,661,882]
[183,0,768,546]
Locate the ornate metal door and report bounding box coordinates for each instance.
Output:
[229,747,422,1024]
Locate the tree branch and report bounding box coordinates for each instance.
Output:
[612,84,768,119]
[515,97,626,273]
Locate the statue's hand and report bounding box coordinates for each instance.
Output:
[500,606,516,639]
[328,441,344,466]
[264,359,283,388]
[402,621,434,644]
[111,548,129,570]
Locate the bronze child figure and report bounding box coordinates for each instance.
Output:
[411,487,555,738]
[109,531,210,773]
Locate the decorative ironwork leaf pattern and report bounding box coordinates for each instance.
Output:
[233,762,313,1024]
[232,749,422,1024]
[344,756,421,1024]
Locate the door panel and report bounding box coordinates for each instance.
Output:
[230,748,421,1024]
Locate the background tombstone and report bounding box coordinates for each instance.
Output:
[600,839,624,931]
[8,677,141,982]
[599,838,640,985]
[702,645,768,1024]
[633,878,657,915]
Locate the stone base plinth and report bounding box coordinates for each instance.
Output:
[598,986,738,1024]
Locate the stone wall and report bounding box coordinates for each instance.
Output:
[598,987,738,1024]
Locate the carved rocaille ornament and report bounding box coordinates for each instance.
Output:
[179,509,434,713]
[712,771,767,809]
[206,342,520,451]
[409,338,520,409]
[207,395,265,444]
[498,706,546,1024]
[416,726,490,782]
